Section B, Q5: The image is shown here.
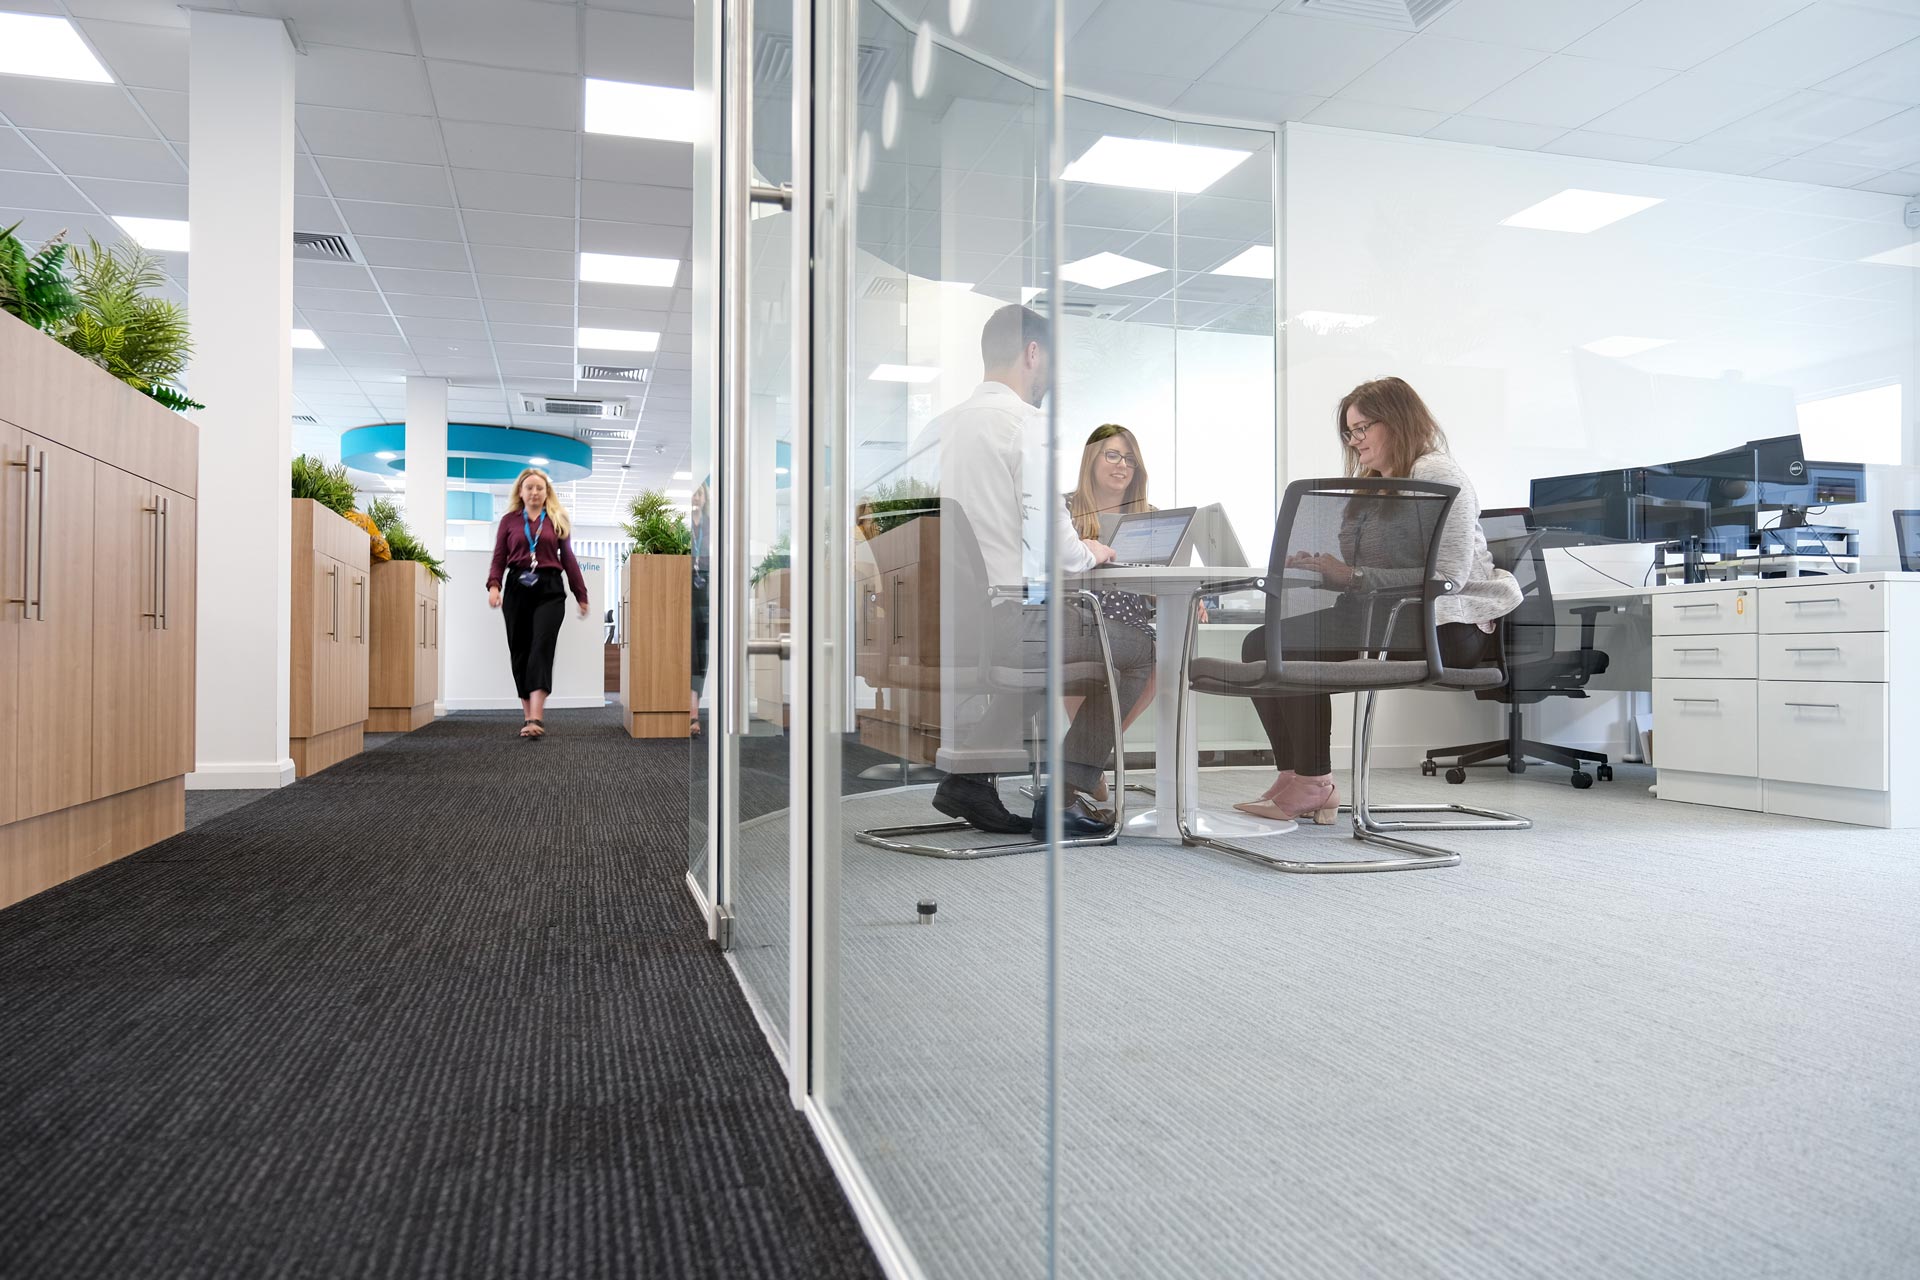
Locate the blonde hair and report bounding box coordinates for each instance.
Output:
[1336,376,1449,479]
[506,467,572,539]
[1068,424,1151,539]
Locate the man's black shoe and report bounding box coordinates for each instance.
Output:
[931,774,1030,835]
[1030,790,1116,839]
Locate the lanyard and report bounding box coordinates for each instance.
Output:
[522,509,547,567]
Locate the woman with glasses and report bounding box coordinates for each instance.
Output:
[1233,377,1520,823]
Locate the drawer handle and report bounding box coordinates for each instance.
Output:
[1674,602,1719,610]
[1673,697,1719,705]
[1783,702,1840,710]
[1787,598,1841,607]
[1783,646,1840,654]
[1671,646,1719,653]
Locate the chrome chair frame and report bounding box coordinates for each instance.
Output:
[853,589,1129,859]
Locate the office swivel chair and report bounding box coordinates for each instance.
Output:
[1421,508,1614,789]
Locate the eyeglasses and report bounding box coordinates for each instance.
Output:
[1340,420,1381,445]
[1099,448,1138,468]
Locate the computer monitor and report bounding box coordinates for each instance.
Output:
[1105,508,1196,566]
[1895,510,1920,573]
[1631,495,1711,545]
[1759,459,1866,527]
[1188,503,1249,566]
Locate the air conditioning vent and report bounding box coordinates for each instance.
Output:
[575,425,636,442]
[755,31,894,104]
[520,394,626,418]
[861,276,907,301]
[292,414,318,424]
[1281,0,1461,30]
[292,231,355,262]
[579,365,650,383]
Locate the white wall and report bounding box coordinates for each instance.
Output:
[443,549,610,711]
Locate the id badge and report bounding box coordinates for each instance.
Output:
[518,567,541,587]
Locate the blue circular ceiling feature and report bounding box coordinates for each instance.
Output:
[339,423,594,483]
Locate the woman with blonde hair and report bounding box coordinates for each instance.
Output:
[487,467,590,738]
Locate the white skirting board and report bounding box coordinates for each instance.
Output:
[186,758,299,790]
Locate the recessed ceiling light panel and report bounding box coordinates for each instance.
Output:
[578,327,661,352]
[585,78,701,143]
[1212,246,1274,279]
[113,216,190,252]
[580,252,680,287]
[291,328,325,349]
[869,364,942,383]
[1501,189,1663,234]
[0,14,113,83]
[1063,136,1252,194]
[1060,252,1162,289]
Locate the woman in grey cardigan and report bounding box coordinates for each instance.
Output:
[1234,377,1522,823]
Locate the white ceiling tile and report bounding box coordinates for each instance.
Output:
[1302,100,1449,135]
[293,154,329,197]
[442,121,577,179]
[1066,0,1265,79]
[1653,138,1783,176]
[579,179,691,225]
[452,168,576,217]
[295,260,380,289]
[76,18,189,91]
[371,266,479,297]
[413,0,580,73]
[488,300,575,325]
[576,221,687,258]
[293,195,347,233]
[426,60,578,130]
[1569,1,1811,70]
[0,78,155,137]
[499,360,576,379]
[1065,65,1191,109]
[1169,83,1323,125]
[0,127,54,173]
[400,316,493,340]
[1818,103,1920,168]
[337,200,466,241]
[296,286,390,313]
[354,236,473,271]
[298,106,447,165]
[20,131,183,182]
[1851,168,1920,193]
[1584,70,1793,142]
[73,176,186,219]
[489,322,573,347]
[478,273,575,303]
[1823,33,1920,103]
[1705,90,1908,152]
[303,311,402,336]
[1424,0,1640,51]
[493,341,573,361]
[462,208,578,250]
[579,280,676,310]
[470,244,576,278]
[296,45,436,114]
[0,171,96,215]
[1207,13,1408,97]
[1422,116,1565,149]
[316,158,455,206]
[67,0,184,24]
[579,134,691,185]
[1757,156,1897,186]
[324,332,414,354]
[1536,130,1677,162]
[1694,2,1920,89]
[1339,36,1546,115]
[1462,55,1673,128]
[582,8,696,88]
[1786,215,1917,258]
[577,303,668,328]
[124,88,187,143]
[239,0,418,53]
[386,293,488,319]
[409,337,489,360]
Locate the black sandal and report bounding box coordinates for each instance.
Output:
[528,718,545,738]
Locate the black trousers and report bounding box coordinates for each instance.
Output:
[503,567,567,699]
[1240,609,1491,776]
[690,570,711,697]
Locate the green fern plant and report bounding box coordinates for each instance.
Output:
[58,236,202,411]
[364,496,449,582]
[291,454,357,517]
[856,477,938,537]
[0,223,80,333]
[624,489,692,555]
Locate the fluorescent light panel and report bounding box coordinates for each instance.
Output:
[1293,311,1376,334]
[112,216,189,252]
[1501,189,1663,234]
[673,470,693,480]
[0,14,112,83]
[1862,243,1920,268]
[1062,136,1251,195]
[580,252,679,287]
[578,327,660,352]
[1060,252,1162,289]
[584,78,700,143]
[291,328,325,350]
[869,364,941,383]
[1212,246,1273,279]
[1582,336,1670,358]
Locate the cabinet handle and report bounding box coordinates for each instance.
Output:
[891,576,903,643]
[1783,646,1840,654]
[159,496,170,630]
[419,599,427,647]
[1671,646,1718,653]
[5,447,27,616]
[1672,697,1719,705]
[1673,602,1719,610]
[357,576,366,643]
[1783,702,1840,710]
[1787,597,1841,607]
[328,565,338,638]
[431,602,437,647]
[142,497,162,627]
[32,449,45,620]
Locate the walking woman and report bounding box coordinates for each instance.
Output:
[488,467,590,738]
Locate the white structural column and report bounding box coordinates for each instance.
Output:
[404,375,449,714]
[186,12,297,790]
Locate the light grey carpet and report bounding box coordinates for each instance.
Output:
[731,765,1920,1280]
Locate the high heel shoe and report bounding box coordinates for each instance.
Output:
[1235,777,1339,825]
[1232,770,1296,815]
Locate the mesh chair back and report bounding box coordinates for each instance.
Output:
[1480,508,1555,671]
[1257,477,1459,682]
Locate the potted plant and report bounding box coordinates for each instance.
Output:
[618,490,694,739]
[288,455,371,775]
[56,237,202,412]
[0,223,80,333]
[362,498,445,733]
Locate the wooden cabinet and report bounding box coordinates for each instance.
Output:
[0,311,197,909]
[290,499,370,776]
[619,553,692,738]
[368,558,440,732]
[854,518,946,765]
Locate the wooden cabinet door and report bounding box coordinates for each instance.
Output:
[294,549,340,738]
[0,423,22,826]
[414,589,438,701]
[159,491,195,779]
[17,432,95,819]
[344,565,369,721]
[90,465,169,799]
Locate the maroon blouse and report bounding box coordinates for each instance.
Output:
[487,510,589,604]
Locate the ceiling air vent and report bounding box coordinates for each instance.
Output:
[579,365,650,383]
[861,276,908,301]
[755,31,894,104]
[1281,0,1462,31]
[292,231,355,262]
[575,425,636,442]
[520,394,626,418]
[292,414,318,424]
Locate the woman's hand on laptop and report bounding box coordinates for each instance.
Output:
[1082,538,1117,565]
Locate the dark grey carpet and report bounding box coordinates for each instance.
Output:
[0,708,882,1280]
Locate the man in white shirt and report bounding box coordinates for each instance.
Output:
[905,305,1154,838]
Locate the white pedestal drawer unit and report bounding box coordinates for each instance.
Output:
[1651,574,1919,828]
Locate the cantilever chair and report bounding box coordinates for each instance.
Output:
[853,500,1128,859]
[1422,507,1614,789]
[1175,477,1506,873]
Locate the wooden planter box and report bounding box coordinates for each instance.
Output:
[619,553,691,739]
[368,559,440,732]
[291,499,370,776]
[0,311,198,909]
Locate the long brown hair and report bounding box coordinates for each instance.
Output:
[1068,423,1150,538]
[1337,377,1448,478]
[506,466,573,539]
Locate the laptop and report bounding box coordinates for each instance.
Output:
[1189,503,1249,566]
[1896,510,1920,572]
[1103,507,1197,567]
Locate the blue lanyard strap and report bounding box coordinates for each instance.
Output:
[522,510,547,566]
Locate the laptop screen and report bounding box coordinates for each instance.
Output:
[1107,509,1195,565]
